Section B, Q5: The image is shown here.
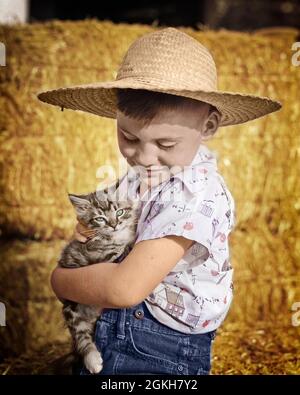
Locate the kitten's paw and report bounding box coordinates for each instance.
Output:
[84,350,103,374]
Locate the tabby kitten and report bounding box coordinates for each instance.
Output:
[58,182,141,374]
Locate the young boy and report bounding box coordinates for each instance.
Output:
[37,27,281,375]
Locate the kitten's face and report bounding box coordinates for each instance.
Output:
[68,188,141,236]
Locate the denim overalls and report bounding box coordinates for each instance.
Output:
[78,300,216,375]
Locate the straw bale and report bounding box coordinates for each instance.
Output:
[227,277,300,324]
[231,226,299,277]
[225,225,299,322]
[0,297,69,357]
[0,20,299,240]
[0,239,67,300]
[0,239,70,356]
[0,21,299,367]
[208,135,300,202]
[0,236,298,355]
[0,130,121,239]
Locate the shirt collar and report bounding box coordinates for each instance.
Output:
[171,144,218,194]
[189,143,218,168]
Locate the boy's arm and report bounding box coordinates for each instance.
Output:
[51,235,194,308]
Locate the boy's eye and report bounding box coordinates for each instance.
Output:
[158,143,176,151]
[122,134,176,150]
[123,135,137,142]
[122,133,177,151]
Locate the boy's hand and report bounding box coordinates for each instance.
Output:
[72,220,96,243]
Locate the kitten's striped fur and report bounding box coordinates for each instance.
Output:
[58,181,141,374]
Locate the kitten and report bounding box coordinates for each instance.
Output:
[58,181,141,374]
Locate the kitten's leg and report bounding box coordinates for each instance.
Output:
[76,305,104,374]
[63,303,103,374]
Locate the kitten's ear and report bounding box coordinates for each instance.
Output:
[68,194,91,214]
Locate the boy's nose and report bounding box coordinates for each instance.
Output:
[133,145,158,168]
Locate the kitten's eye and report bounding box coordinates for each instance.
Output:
[93,216,106,224]
[116,209,124,217]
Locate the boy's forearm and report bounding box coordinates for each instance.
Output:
[50,262,132,308]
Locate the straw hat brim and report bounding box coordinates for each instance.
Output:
[37,79,282,127]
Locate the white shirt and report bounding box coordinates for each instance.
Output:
[117,143,236,334]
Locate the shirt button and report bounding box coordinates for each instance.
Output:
[134,309,144,319]
[177,365,184,372]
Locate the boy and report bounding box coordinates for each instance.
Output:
[37,27,281,374]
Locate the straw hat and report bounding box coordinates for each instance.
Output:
[37,27,282,127]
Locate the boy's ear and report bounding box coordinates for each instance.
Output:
[68,194,91,215]
[201,109,221,140]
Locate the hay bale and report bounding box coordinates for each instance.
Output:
[0,234,298,356]
[0,239,70,357]
[0,131,122,239]
[0,298,69,358]
[225,226,300,323]
[0,21,299,240]
[0,239,67,300]
[227,277,300,324]
[0,21,299,365]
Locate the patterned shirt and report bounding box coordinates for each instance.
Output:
[117,143,236,334]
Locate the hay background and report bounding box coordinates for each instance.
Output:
[0,20,299,374]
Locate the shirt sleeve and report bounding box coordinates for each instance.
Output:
[135,177,220,253]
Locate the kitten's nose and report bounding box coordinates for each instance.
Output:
[111,222,118,230]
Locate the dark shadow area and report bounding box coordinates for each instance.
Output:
[29,0,300,31]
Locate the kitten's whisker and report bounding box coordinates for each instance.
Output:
[81,229,97,235]
[80,230,98,240]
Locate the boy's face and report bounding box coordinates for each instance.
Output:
[116,102,214,186]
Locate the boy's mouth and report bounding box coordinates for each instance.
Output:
[132,163,169,178]
[147,170,155,177]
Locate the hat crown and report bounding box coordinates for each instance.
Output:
[116,27,218,91]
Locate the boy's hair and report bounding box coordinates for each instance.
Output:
[115,88,218,127]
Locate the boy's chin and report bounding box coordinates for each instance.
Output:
[141,172,171,187]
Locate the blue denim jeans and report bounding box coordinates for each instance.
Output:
[78,301,216,375]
